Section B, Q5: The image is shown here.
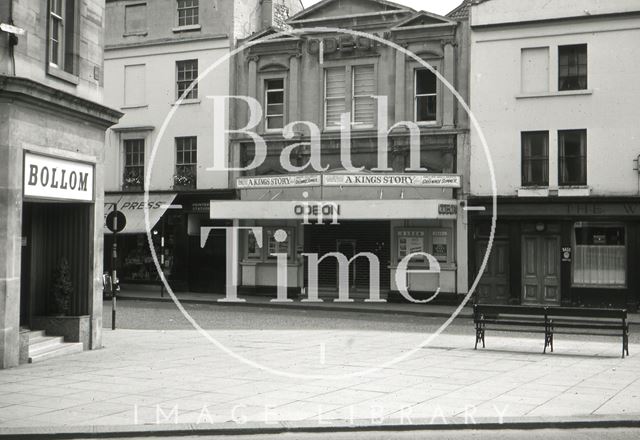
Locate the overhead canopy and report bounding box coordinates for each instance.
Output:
[210,199,458,221]
[104,193,177,234]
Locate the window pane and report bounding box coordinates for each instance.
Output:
[559,44,587,91]
[416,96,437,122]
[176,59,198,99]
[521,131,549,186]
[267,116,284,130]
[574,226,626,287]
[416,69,437,95]
[559,129,586,185]
[266,78,284,90]
[267,91,284,105]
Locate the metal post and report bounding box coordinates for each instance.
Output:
[160,216,165,297]
[111,205,118,331]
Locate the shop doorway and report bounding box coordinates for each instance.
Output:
[20,202,93,327]
[305,221,390,296]
[188,229,226,293]
[336,239,357,290]
[475,240,510,304]
[521,235,561,305]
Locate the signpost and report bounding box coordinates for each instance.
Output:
[106,209,126,330]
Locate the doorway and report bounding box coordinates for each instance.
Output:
[521,235,561,305]
[475,240,510,304]
[336,239,357,290]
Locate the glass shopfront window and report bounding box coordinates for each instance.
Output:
[573,223,626,288]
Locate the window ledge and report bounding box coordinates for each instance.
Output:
[558,186,591,197]
[123,31,148,37]
[517,187,549,197]
[172,24,201,33]
[47,64,79,86]
[516,89,593,99]
[121,104,148,110]
[172,99,201,106]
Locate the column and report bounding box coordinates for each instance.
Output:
[289,54,301,123]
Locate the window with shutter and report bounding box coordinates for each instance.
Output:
[352,65,375,127]
[324,67,346,129]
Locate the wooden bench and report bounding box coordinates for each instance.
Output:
[473,304,630,358]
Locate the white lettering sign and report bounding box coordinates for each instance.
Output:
[24,152,94,202]
[323,174,461,188]
[237,174,321,189]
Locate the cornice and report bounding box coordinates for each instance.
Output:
[0,75,122,129]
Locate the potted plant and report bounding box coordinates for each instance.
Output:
[50,257,73,316]
[123,169,143,190]
[172,167,196,190]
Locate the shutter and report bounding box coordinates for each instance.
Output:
[325,67,346,128]
[353,65,375,126]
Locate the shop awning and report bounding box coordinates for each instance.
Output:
[209,199,458,221]
[104,193,177,234]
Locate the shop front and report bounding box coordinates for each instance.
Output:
[211,173,464,303]
[104,192,234,294]
[468,198,640,310]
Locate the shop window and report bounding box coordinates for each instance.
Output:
[48,0,77,75]
[352,65,375,128]
[177,0,199,27]
[559,44,587,91]
[267,228,292,259]
[573,224,626,288]
[415,69,437,122]
[559,129,587,186]
[521,131,549,187]
[125,3,147,34]
[123,139,145,189]
[397,230,425,262]
[265,78,285,130]
[431,230,449,263]
[176,59,198,100]
[175,137,197,189]
[324,67,346,129]
[521,47,549,94]
[246,230,262,259]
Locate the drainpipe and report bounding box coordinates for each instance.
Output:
[7,0,17,75]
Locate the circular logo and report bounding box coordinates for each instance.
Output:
[143,27,498,380]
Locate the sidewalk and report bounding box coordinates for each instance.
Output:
[0,328,638,435]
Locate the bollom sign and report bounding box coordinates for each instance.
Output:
[23,152,94,202]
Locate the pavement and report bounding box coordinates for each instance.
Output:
[0,326,639,437]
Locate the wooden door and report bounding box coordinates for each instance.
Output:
[475,240,510,304]
[521,235,561,305]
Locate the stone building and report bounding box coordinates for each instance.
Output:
[213,0,471,302]
[0,0,121,367]
[102,0,302,293]
[468,0,640,309]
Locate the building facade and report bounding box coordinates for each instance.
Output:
[216,0,471,302]
[468,0,640,310]
[103,0,302,293]
[0,0,121,367]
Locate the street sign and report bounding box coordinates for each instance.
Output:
[106,210,126,233]
[0,23,26,35]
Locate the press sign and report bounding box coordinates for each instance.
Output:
[23,152,94,202]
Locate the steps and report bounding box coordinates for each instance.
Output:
[27,330,83,364]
